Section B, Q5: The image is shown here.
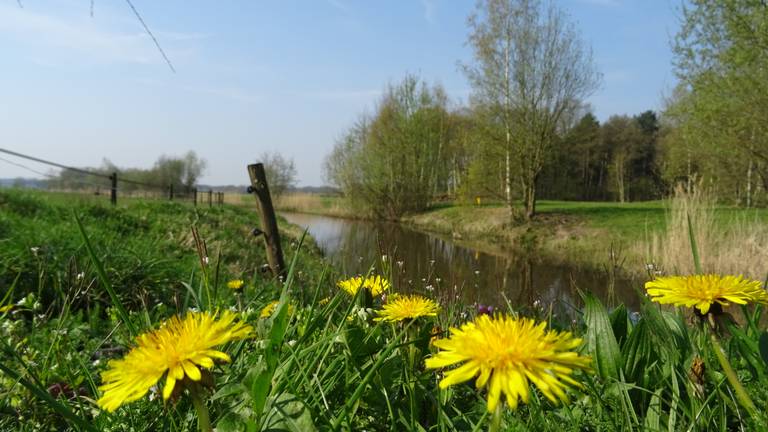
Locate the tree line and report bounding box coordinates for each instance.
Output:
[47,151,206,194]
[324,0,768,220]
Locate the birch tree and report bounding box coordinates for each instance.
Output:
[464,0,601,220]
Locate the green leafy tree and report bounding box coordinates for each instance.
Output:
[670,0,768,206]
[463,0,601,220]
[324,75,455,218]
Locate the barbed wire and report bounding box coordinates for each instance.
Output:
[0,155,53,178]
[0,147,173,191]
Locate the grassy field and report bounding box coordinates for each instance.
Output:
[4,188,768,431]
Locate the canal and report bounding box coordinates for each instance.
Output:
[281,212,640,311]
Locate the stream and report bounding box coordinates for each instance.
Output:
[281,212,640,311]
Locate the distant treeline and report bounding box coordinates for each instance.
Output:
[325,0,768,220]
[46,151,206,194]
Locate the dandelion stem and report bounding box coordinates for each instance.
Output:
[189,386,212,432]
[488,403,503,432]
[708,329,757,418]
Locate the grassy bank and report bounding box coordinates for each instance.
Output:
[4,188,768,431]
[402,200,668,271]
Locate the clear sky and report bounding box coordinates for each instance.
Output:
[0,0,681,186]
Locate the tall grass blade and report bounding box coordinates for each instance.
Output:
[74,212,137,337]
[686,213,702,274]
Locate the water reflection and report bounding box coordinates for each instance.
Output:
[281,212,639,310]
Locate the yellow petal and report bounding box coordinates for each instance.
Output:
[163,373,176,400]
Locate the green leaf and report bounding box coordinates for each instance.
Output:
[217,412,249,432]
[262,393,317,432]
[75,212,137,337]
[643,388,663,432]
[211,382,247,402]
[583,292,622,380]
[622,319,653,386]
[246,361,272,417]
[609,304,630,347]
[759,331,768,365]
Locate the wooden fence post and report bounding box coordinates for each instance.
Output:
[208,190,213,207]
[193,188,198,206]
[169,184,174,200]
[110,172,117,206]
[247,163,286,278]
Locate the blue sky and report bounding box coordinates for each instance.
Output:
[0,0,680,186]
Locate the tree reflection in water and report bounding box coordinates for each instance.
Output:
[281,212,639,313]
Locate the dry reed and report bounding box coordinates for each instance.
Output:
[646,184,768,278]
[274,192,351,217]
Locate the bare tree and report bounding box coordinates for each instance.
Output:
[464,0,601,220]
[260,151,297,199]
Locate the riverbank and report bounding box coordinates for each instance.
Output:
[275,194,768,277]
[401,201,669,272]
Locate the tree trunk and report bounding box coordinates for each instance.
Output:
[615,156,625,203]
[505,148,511,204]
[525,187,536,220]
[747,158,753,208]
[524,174,537,220]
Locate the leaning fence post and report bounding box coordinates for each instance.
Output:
[110,172,117,206]
[247,163,286,278]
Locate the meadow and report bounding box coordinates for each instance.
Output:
[3,188,768,431]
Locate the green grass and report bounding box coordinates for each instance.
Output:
[3,188,768,431]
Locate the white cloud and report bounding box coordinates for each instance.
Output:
[421,0,436,24]
[327,0,349,13]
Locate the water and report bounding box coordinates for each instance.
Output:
[281,212,640,310]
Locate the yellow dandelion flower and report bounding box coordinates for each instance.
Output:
[97,310,253,413]
[645,274,768,314]
[227,279,244,290]
[260,301,294,318]
[375,295,440,322]
[337,275,390,297]
[425,314,591,412]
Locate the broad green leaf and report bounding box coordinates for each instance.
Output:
[609,304,630,347]
[643,388,663,432]
[262,393,317,432]
[218,412,249,432]
[583,292,622,380]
